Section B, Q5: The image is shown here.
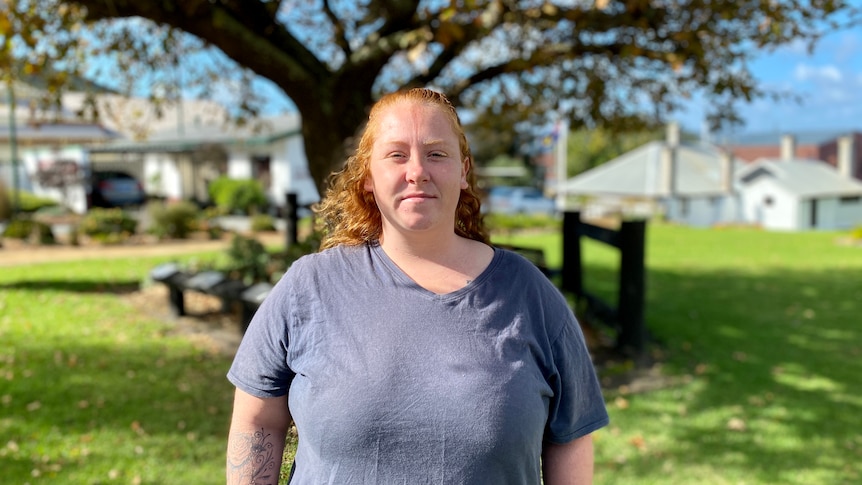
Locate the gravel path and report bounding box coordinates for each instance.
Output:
[0,232,286,267]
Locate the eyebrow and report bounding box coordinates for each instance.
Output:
[378,138,452,147]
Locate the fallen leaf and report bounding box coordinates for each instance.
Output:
[629,434,647,450]
[727,417,747,431]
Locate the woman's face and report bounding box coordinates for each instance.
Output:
[363,100,468,239]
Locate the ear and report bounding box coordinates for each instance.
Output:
[460,157,470,190]
[364,175,374,192]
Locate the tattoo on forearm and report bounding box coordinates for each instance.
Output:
[227,428,279,485]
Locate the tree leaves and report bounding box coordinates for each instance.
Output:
[3,0,856,191]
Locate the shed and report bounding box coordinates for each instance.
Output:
[737,159,862,231]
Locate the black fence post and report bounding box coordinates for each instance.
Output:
[562,211,582,296]
[284,192,299,250]
[616,219,647,355]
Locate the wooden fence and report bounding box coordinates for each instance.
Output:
[561,211,647,355]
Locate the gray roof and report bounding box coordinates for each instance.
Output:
[737,158,862,198]
[561,141,742,197]
[90,113,302,153]
[0,122,120,142]
[726,130,861,146]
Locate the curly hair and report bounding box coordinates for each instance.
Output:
[316,88,488,250]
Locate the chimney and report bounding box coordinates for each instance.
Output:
[720,151,734,193]
[780,134,796,161]
[661,122,679,196]
[837,135,854,178]
[666,121,680,147]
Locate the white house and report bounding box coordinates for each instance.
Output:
[560,123,744,227]
[737,157,862,231]
[2,80,319,213]
[562,126,862,231]
[89,112,320,210]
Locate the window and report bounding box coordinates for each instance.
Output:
[764,196,774,207]
[679,197,689,217]
[252,156,272,189]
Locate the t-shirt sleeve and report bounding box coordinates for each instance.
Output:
[544,312,610,443]
[226,271,296,398]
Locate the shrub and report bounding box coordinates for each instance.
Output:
[16,190,60,213]
[250,213,277,232]
[208,177,267,215]
[2,218,34,240]
[224,235,272,284]
[199,207,226,240]
[1,218,56,245]
[79,208,138,244]
[148,201,200,239]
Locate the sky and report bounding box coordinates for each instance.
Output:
[675,22,862,138]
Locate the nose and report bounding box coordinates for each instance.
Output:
[406,156,430,184]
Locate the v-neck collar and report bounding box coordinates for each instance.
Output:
[368,242,503,301]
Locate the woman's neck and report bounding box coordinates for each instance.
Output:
[378,230,493,295]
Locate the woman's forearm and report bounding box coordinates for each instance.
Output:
[226,426,287,485]
[227,390,291,485]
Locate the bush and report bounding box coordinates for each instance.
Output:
[199,207,226,240]
[224,235,273,284]
[2,218,34,240]
[208,177,267,215]
[16,190,60,213]
[250,213,277,232]
[1,218,56,245]
[148,201,201,239]
[79,208,138,244]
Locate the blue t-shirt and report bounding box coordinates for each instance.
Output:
[228,243,609,484]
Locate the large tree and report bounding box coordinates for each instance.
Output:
[2,0,857,193]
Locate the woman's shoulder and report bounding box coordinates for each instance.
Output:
[289,243,371,274]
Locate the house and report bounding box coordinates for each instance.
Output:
[1,79,319,213]
[89,112,320,210]
[0,81,122,213]
[562,124,862,231]
[560,123,743,227]
[736,139,862,231]
[727,130,862,181]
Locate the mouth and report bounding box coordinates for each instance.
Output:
[401,193,436,201]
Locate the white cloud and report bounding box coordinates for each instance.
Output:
[793,63,843,83]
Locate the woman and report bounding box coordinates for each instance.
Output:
[226,88,608,484]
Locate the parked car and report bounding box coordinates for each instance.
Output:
[484,186,557,215]
[89,170,147,208]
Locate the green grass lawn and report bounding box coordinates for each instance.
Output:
[1,224,861,484]
[498,223,862,484]
[0,253,236,484]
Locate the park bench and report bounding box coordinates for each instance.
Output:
[149,263,273,333]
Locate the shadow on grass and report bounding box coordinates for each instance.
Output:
[0,336,235,482]
[594,264,862,483]
[0,279,141,294]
